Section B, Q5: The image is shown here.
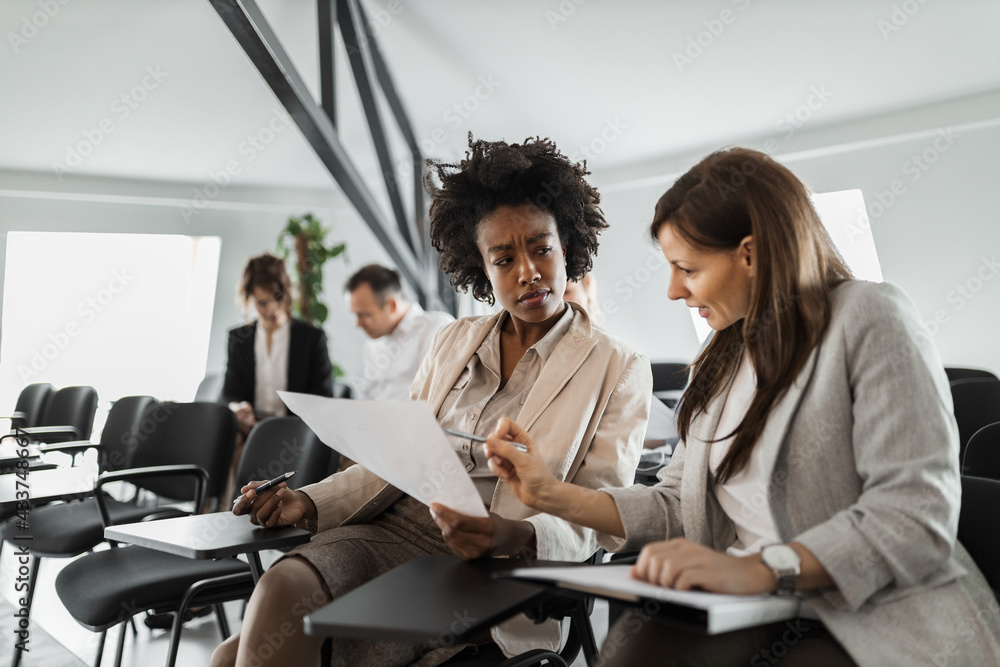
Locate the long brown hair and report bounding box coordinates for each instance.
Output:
[651,148,853,483]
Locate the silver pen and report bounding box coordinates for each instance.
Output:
[442,427,529,453]
[233,470,296,506]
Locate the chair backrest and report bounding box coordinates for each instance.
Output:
[946,367,999,383]
[650,362,688,393]
[129,401,237,504]
[40,385,99,439]
[962,422,1000,481]
[959,475,1000,597]
[98,395,158,472]
[232,416,335,503]
[332,380,352,399]
[950,378,1000,461]
[12,382,55,429]
[194,372,225,403]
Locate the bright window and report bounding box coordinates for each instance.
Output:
[0,232,220,431]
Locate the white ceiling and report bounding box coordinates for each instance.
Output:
[3,0,999,193]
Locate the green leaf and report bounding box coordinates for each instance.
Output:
[314,302,328,324]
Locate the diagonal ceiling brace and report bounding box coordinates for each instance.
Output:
[208,0,427,305]
[338,0,421,256]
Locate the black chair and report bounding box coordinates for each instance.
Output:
[958,476,1000,600]
[946,367,999,383]
[950,378,1000,462]
[962,422,1000,481]
[53,402,239,667]
[332,379,352,399]
[55,413,327,667]
[3,396,156,667]
[7,384,99,444]
[194,372,225,403]
[9,382,55,430]
[650,362,688,392]
[230,415,336,496]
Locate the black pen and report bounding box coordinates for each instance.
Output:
[442,427,529,453]
[233,471,296,506]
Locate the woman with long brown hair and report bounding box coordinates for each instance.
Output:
[477,148,1000,665]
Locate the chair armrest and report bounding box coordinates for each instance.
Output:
[605,551,639,566]
[139,508,191,522]
[95,464,209,529]
[5,425,81,444]
[38,440,100,455]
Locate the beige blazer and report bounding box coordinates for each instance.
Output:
[602,281,1000,666]
[300,303,652,656]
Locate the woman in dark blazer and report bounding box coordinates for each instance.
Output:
[222,253,333,502]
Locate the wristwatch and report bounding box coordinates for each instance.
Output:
[761,544,801,596]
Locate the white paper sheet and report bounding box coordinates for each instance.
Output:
[277,392,488,517]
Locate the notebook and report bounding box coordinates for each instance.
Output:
[507,564,801,634]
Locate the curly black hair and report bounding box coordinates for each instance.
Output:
[425,135,608,305]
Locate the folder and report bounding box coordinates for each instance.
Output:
[507,564,801,634]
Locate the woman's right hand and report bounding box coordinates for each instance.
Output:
[483,417,558,510]
[232,481,312,528]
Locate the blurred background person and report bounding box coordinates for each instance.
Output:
[345,263,453,401]
[222,252,334,493]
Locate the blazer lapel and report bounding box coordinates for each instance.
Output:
[424,311,504,415]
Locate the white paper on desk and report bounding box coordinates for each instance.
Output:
[277,392,488,517]
[509,565,800,634]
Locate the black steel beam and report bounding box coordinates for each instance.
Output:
[358,2,426,260]
[337,0,420,256]
[317,0,337,128]
[207,0,427,305]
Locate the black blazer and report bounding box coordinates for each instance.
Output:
[222,319,334,412]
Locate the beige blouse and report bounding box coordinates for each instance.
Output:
[436,306,574,505]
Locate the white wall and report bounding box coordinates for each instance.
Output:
[588,90,1000,377]
[0,169,399,402]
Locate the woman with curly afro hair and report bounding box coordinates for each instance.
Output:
[212,136,652,667]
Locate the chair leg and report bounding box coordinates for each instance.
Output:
[214,603,231,641]
[129,615,139,637]
[10,554,39,667]
[94,628,107,667]
[113,622,127,667]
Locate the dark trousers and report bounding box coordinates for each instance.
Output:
[598,611,857,667]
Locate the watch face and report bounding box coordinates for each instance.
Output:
[764,545,800,570]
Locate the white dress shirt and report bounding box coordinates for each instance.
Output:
[358,303,454,401]
[709,353,780,557]
[253,319,289,417]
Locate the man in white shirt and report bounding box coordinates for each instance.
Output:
[346,264,454,401]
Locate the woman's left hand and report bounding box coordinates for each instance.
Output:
[431,503,535,560]
[632,538,776,595]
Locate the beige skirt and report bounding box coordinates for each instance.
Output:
[278,495,495,666]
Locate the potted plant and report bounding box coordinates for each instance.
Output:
[276,212,347,377]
